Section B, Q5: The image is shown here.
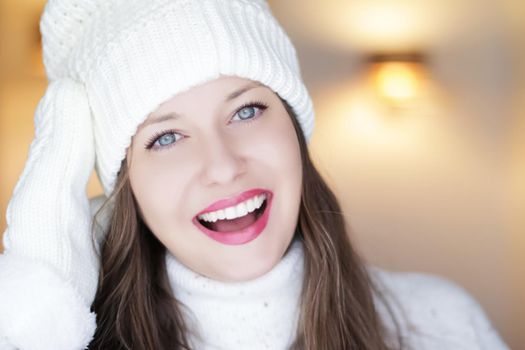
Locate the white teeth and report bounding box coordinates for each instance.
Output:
[216,209,226,220]
[198,193,267,222]
[236,202,248,218]
[225,207,236,220]
[246,198,256,212]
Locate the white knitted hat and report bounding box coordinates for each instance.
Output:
[0,0,314,349]
[43,0,314,196]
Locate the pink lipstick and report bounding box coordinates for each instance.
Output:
[192,189,273,245]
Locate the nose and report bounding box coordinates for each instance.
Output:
[200,132,246,186]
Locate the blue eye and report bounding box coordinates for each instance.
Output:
[231,102,268,122]
[237,106,256,120]
[158,133,177,146]
[145,130,183,150]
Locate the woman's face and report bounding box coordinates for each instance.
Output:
[127,76,302,282]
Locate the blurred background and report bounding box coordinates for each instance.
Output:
[0,0,523,347]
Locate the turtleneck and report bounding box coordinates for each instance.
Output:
[165,238,304,350]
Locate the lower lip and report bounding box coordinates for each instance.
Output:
[193,193,273,245]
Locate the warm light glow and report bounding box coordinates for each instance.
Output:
[271,0,454,52]
[311,80,436,152]
[370,61,427,103]
[349,3,423,49]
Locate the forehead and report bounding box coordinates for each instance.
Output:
[155,76,264,115]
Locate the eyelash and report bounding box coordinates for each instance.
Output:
[144,101,269,151]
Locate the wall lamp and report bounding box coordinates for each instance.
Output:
[365,53,429,107]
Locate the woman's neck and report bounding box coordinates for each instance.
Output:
[165,238,305,349]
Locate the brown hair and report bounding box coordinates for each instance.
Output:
[88,101,405,349]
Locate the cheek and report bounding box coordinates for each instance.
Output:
[245,112,303,220]
[256,114,302,180]
[128,155,189,229]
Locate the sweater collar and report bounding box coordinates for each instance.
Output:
[165,238,304,298]
[165,238,305,349]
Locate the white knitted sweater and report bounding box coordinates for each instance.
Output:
[166,239,510,350]
[0,238,510,350]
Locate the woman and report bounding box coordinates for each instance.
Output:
[0,0,509,349]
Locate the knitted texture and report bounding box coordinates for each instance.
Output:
[166,238,304,349]
[369,267,511,349]
[165,239,510,350]
[0,79,97,349]
[41,0,315,195]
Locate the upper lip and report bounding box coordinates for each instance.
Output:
[195,188,269,217]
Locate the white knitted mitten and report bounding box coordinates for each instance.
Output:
[0,79,98,350]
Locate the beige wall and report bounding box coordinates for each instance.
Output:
[0,0,45,248]
[508,89,525,348]
[1,0,523,348]
[510,92,525,347]
[507,0,525,343]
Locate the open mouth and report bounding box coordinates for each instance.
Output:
[196,195,268,233]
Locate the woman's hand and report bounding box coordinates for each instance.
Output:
[0,79,98,350]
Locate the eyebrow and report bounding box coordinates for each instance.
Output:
[226,81,263,101]
[137,112,182,132]
[138,81,263,132]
